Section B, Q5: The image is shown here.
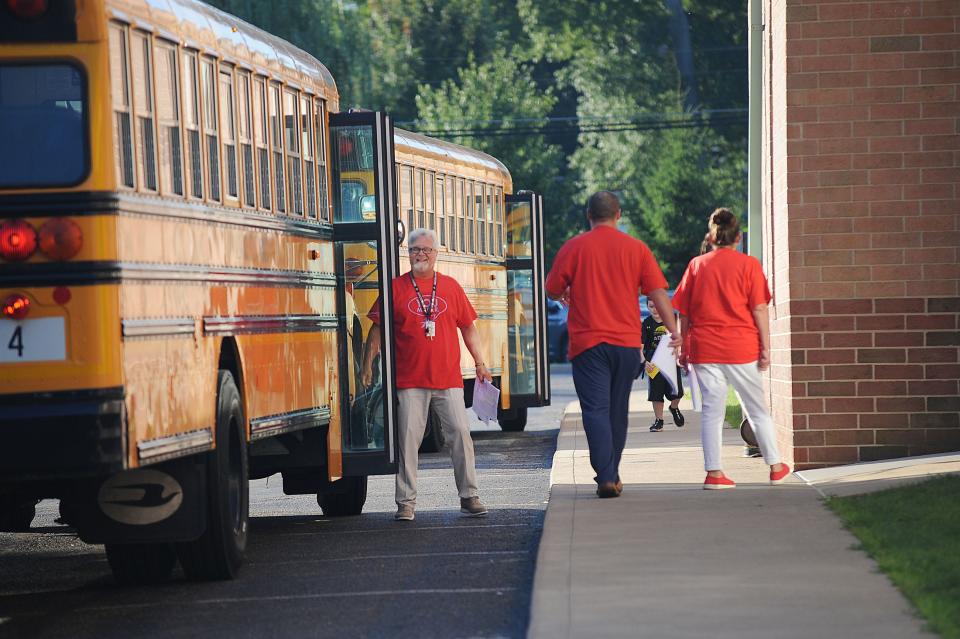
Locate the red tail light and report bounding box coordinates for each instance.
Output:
[0,219,38,262]
[39,217,83,261]
[2,294,30,320]
[6,0,48,19]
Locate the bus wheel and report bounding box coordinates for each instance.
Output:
[498,406,528,432]
[317,476,367,517]
[419,410,445,453]
[0,495,37,532]
[105,543,177,585]
[176,371,249,581]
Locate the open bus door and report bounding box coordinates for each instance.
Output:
[503,192,551,427]
[329,111,401,478]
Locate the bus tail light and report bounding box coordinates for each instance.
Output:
[39,218,83,261]
[6,0,48,19]
[0,219,38,262]
[2,294,30,320]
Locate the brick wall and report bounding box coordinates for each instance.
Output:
[762,0,959,469]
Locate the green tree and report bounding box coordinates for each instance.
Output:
[633,124,746,284]
[415,52,577,263]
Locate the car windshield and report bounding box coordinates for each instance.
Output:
[0,64,87,188]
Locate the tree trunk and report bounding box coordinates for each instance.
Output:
[664,0,700,111]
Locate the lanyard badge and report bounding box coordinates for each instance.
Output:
[411,273,438,340]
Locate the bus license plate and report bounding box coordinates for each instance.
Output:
[0,318,67,363]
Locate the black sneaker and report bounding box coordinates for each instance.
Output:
[670,406,685,427]
[649,418,664,432]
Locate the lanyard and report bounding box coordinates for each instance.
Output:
[410,272,437,320]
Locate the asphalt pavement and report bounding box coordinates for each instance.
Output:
[0,365,577,639]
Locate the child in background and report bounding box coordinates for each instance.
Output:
[642,297,684,432]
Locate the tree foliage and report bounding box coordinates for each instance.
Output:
[206,0,749,277]
[415,53,578,262]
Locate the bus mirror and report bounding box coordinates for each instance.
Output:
[359,195,377,221]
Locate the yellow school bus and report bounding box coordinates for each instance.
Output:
[0,0,550,584]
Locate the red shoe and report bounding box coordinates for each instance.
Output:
[703,474,736,490]
[770,463,791,485]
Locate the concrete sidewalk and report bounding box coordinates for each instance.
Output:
[527,388,954,639]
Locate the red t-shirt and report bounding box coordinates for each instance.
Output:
[368,272,477,389]
[545,225,669,359]
[671,248,772,364]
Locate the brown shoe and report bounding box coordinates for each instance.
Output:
[615,479,623,495]
[596,481,620,498]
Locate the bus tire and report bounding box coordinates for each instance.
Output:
[418,410,445,453]
[105,543,177,585]
[176,370,249,581]
[317,476,367,517]
[0,495,37,532]
[498,406,528,432]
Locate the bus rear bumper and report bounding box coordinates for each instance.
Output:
[0,387,125,481]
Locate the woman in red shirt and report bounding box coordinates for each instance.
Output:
[672,209,790,490]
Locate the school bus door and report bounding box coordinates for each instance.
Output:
[329,111,401,477]
[504,192,551,410]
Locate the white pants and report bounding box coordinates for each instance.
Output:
[693,362,782,472]
[396,387,479,507]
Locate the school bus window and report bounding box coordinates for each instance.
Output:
[130,31,157,192]
[314,97,329,220]
[436,174,445,247]
[200,58,220,202]
[426,170,435,232]
[495,186,503,256]
[181,50,202,199]
[283,88,302,215]
[0,62,88,189]
[400,165,413,234]
[154,41,183,196]
[467,181,476,254]
[253,76,270,210]
[219,67,239,201]
[109,24,135,189]
[478,184,487,255]
[446,175,455,251]
[414,168,424,229]
[301,94,317,218]
[237,71,255,207]
[485,184,494,257]
[269,82,285,212]
[457,177,466,252]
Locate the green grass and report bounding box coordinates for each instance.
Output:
[724,385,742,427]
[825,475,960,638]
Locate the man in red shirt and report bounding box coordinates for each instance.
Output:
[362,228,492,521]
[545,191,680,498]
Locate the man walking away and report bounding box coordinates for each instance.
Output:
[362,228,491,521]
[545,191,680,498]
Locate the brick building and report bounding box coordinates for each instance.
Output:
[758,0,959,469]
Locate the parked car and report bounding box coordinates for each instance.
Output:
[547,299,569,363]
[639,289,676,320]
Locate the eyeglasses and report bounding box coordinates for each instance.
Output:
[408,247,436,256]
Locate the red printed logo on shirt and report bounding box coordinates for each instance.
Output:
[405,295,449,328]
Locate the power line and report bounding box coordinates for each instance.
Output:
[404,110,747,139]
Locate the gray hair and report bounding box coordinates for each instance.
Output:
[408,227,438,247]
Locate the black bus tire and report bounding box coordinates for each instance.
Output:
[317,476,368,517]
[105,543,177,585]
[498,406,528,432]
[0,495,37,532]
[176,370,249,581]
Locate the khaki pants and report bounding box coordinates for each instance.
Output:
[396,387,479,508]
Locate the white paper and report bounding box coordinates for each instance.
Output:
[686,365,703,413]
[650,337,679,396]
[472,379,501,423]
